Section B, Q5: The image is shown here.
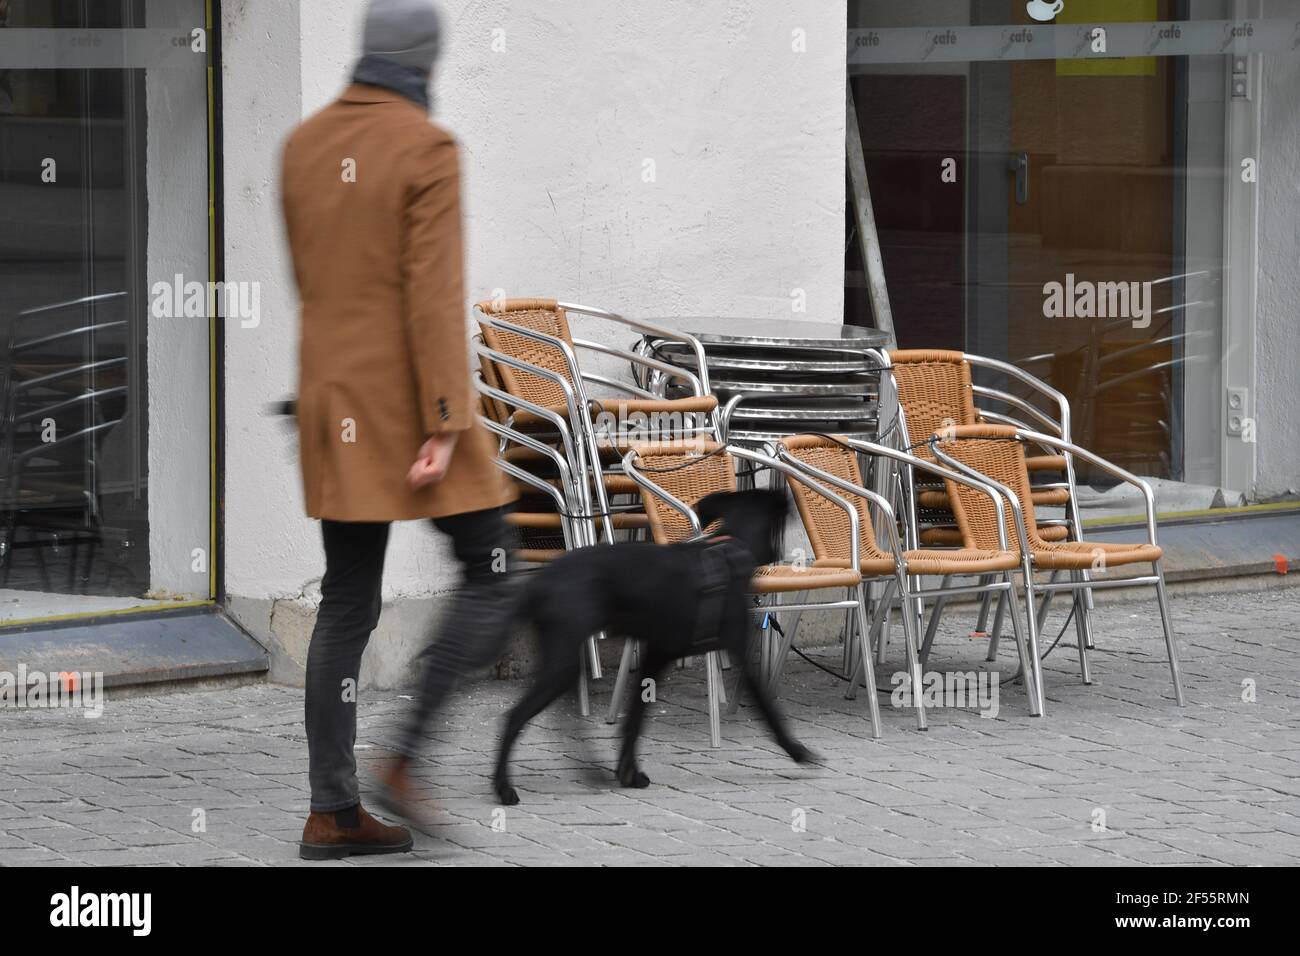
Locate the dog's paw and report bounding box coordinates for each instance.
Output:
[495,784,520,806]
[617,766,651,789]
[786,742,816,764]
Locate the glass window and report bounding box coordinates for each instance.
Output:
[847,0,1300,516]
[0,0,213,622]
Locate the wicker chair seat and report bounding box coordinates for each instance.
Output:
[751,563,861,593]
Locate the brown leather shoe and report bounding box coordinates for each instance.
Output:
[299,804,413,860]
[375,756,434,829]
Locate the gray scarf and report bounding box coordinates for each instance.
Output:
[352,53,430,111]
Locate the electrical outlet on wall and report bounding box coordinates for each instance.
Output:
[1226,387,1249,436]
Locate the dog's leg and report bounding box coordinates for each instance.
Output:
[615,652,670,789]
[737,660,814,765]
[492,656,578,806]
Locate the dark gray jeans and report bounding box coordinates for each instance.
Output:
[304,506,516,812]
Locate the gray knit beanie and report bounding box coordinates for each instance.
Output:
[361,0,443,72]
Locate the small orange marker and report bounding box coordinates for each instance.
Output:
[1273,554,1289,574]
[61,672,79,692]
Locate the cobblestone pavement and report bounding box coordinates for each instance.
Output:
[2,585,1298,866]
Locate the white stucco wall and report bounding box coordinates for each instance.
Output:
[220,0,847,671]
[146,1,211,599]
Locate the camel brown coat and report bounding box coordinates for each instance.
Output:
[281,84,513,521]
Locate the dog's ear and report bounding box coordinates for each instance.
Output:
[695,491,731,533]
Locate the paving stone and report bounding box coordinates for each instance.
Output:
[0,586,1297,865]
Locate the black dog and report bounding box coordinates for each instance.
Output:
[493,489,813,805]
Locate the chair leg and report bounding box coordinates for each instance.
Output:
[875,598,890,667]
[844,599,861,702]
[1077,569,1098,650]
[1002,575,1042,716]
[841,605,854,677]
[852,587,883,739]
[1035,571,1059,632]
[605,638,637,724]
[1154,562,1187,705]
[705,651,723,746]
[849,579,894,701]
[1070,571,1092,685]
[985,590,1007,662]
[919,574,952,667]
[1021,567,1046,714]
[973,576,994,633]
[577,648,590,717]
[894,573,927,731]
[844,610,862,689]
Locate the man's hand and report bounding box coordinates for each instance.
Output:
[407,432,460,490]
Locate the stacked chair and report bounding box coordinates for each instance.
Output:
[472,299,720,708]
[471,302,1187,733]
[474,298,719,557]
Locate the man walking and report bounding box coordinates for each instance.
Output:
[281,0,516,860]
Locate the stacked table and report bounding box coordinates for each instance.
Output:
[635,318,890,442]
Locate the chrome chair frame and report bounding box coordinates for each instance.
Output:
[930,429,1186,710]
[777,436,1043,721]
[867,347,1099,663]
[475,303,719,545]
[621,443,885,744]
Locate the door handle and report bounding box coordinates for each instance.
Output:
[1008,152,1029,205]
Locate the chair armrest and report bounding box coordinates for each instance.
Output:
[840,436,1010,550]
[964,353,1071,443]
[973,387,1063,436]
[478,414,575,498]
[572,337,707,397]
[578,372,660,401]
[482,449,581,553]
[621,448,703,536]
[474,345,586,495]
[1012,429,1160,547]
[560,302,714,397]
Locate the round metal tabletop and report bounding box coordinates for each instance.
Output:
[649,346,880,375]
[643,317,890,350]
